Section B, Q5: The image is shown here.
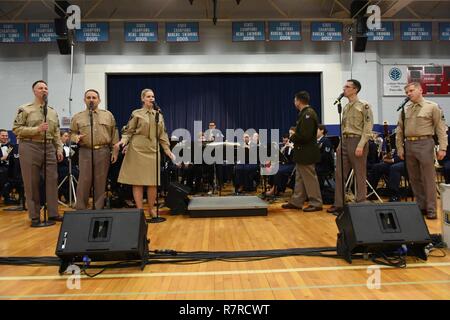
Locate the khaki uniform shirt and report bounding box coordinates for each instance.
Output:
[396,98,448,153]
[70,108,119,148]
[121,108,170,153]
[12,101,63,153]
[342,99,374,149]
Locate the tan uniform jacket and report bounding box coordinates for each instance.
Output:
[120,108,170,152]
[117,108,170,186]
[396,98,447,154]
[12,102,63,153]
[70,108,119,148]
[342,99,374,149]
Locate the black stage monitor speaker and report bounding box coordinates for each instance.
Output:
[55,209,149,272]
[55,1,71,17]
[336,202,432,263]
[166,182,191,215]
[351,0,368,52]
[56,38,70,55]
[54,18,68,37]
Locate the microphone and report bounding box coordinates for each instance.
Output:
[153,101,161,112]
[89,101,94,110]
[333,92,344,105]
[396,97,410,112]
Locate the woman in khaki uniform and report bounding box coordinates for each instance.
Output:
[115,89,175,218]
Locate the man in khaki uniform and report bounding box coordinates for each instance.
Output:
[328,79,374,215]
[70,89,119,210]
[12,80,64,227]
[396,82,447,219]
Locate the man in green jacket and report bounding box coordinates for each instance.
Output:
[282,91,323,212]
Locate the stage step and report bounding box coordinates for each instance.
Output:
[188,196,268,218]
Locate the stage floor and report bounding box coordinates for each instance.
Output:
[0,194,449,300]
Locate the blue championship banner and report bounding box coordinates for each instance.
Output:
[75,22,109,42]
[268,21,301,41]
[439,22,450,41]
[0,23,25,43]
[166,22,199,42]
[311,22,342,41]
[124,22,158,42]
[232,22,265,41]
[367,22,394,41]
[28,23,58,43]
[401,22,432,41]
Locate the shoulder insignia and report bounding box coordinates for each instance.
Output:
[305,114,310,119]
[325,146,331,152]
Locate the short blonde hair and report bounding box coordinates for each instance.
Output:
[141,88,154,101]
[404,82,421,90]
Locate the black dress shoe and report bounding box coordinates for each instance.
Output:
[426,211,437,220]
[281,203,301,210]
[326,206,342,214]
[30,219,40,227]
[49,215,64,222]
[303,205,323,212]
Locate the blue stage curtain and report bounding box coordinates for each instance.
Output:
[107,73,321,139]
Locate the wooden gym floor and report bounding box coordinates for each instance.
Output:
[0,193,449,300]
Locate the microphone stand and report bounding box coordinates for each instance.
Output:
[336,98,346,217]
[89,102,95,210]
[149,105,166,224]
[37,97,55,227]
[398,102,411,201]
[59,33,77,208]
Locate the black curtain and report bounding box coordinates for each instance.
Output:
[107,72,322,139]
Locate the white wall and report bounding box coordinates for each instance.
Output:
[0,59,43,130]
[1,20,449,131]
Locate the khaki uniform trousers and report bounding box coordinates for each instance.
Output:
[289,163,323,208]
[405,138,437,213]
[19,141,59,220]
[334,136,369,207]
[76,146,110,210]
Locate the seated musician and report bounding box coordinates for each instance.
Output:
[367,151,405,202]
[367,132,383,174]
[315,124,335,189]
[367,140,405,202]
[204,121,224,142]
[57,131,79,203]
[234,133,259,193]
[0,129,15,204]
[264,134,295,196]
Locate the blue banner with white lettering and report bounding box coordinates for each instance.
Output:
[232,22,265,41]
[28,23,58,43]
[311,22,342,41]
[75,22,109,42]
[124,22,158,42]
[166,22,199,42]
[0,23,25,43]
[268,21,301,41]
[367,22,394,41]
[439,22,450,41]
[401,22,432,41]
